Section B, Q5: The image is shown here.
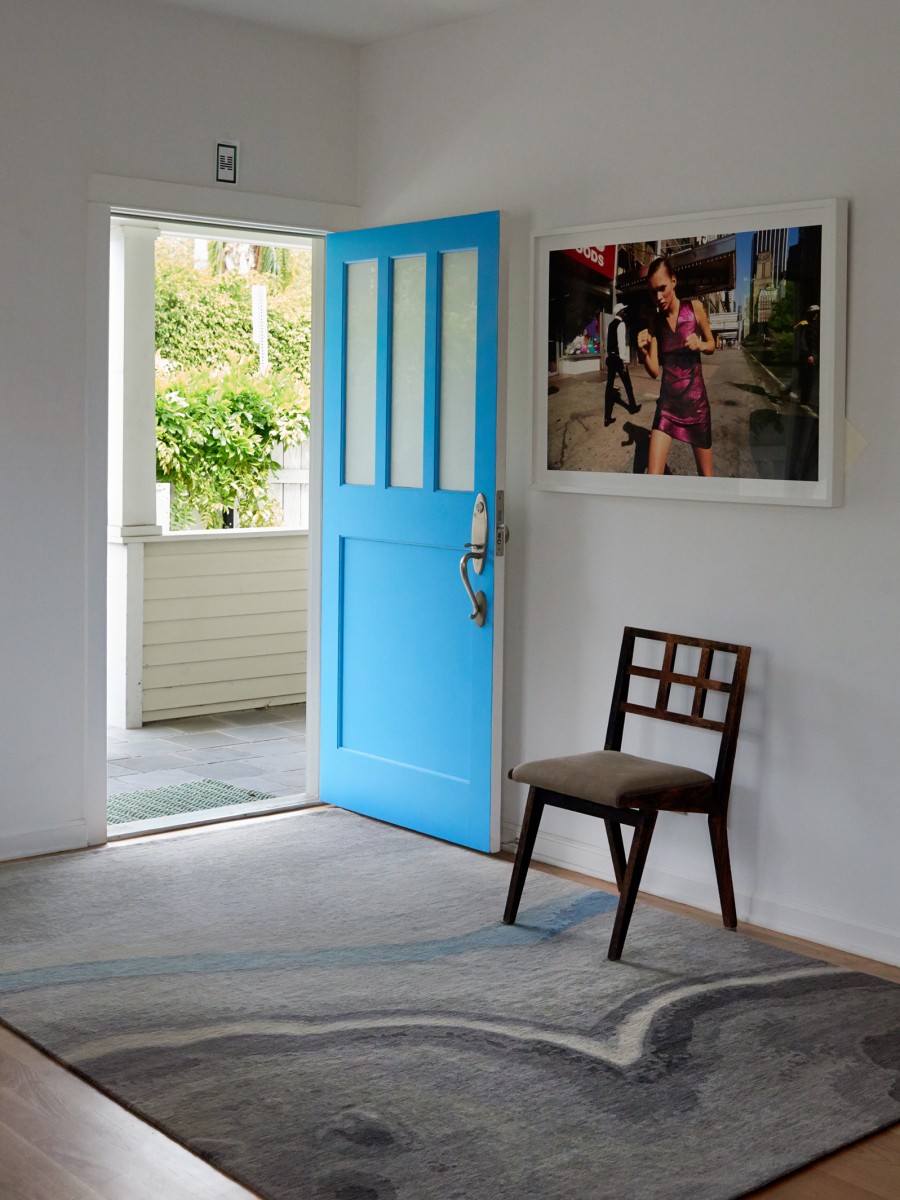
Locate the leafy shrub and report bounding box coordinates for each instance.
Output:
[156,263,255,369]
[155,256,312,381]
[267,293,311,379]
[763,285,795,365]
[154,239,312,528]
[156,357,309,529]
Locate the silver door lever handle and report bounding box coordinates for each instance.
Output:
[460,494,489,627]
[460,544,487,626]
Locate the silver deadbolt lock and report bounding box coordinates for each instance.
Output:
[459,493,488,626]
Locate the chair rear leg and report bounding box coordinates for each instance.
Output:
[708,811,737,929]
[503,787,545,925]
[607,811,657,961]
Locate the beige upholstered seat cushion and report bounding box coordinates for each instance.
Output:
[509,750,712,807]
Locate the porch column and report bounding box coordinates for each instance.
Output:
[107,223,161,729]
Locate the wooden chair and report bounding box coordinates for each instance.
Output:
[503,627,752,961]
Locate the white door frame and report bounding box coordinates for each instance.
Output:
[84,174,360,846]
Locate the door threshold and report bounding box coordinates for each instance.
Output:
[106,793,319,840]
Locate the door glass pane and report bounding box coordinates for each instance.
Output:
[344,260,378,486]
[390,256,426,488]
[439,250,477,492]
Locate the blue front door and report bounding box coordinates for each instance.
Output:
[320,212,503,852]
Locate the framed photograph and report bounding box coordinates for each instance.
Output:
[533,199,847,505]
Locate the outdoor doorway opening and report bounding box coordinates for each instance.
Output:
[106,214,321,837]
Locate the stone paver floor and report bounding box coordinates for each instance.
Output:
[107,705,306,800]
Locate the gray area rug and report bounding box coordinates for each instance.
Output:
[0,809,896,1200]
[107,779,274,824]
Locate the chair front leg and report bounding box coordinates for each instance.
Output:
[604,819,627,890]
[708,811,737,929]
[607,810,657,961]
[503,787,545,925]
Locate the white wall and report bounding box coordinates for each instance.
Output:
[358,0,900,963]
[0,0,357,859]
[2,0,897,963]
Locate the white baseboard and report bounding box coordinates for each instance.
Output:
[501,821,900,968]
[0,821,88,863]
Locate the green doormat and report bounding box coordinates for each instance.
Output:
[107,780,273,824]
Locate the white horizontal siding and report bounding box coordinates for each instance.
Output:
[143,533,307,720]
[146,547,303,578]
[144,610,303,646]
[146,694,303,723]
[144,590,306,623]
[143,651,307,690]
[144,631,305,667]
[147,530,299,552]
[144,568,306,601]
[145,673,307,713]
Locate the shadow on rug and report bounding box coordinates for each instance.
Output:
[0,809,896,1200]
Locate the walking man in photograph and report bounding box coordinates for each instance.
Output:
[794,303,820,412]
[604,302,641,426]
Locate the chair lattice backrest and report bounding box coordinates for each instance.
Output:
[605,627,752,795]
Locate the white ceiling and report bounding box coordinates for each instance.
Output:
[143,0,527,45]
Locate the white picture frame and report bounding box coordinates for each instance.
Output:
[533,199,847,505]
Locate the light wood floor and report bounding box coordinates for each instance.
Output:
[0,812,896,1200]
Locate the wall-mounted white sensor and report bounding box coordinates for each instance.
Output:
[216,142,238,184]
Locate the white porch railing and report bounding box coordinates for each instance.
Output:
[108,529,308,727]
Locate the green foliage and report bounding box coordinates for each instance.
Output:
[267,293,311,377]
[154,240,312,381]
[207,241,293,282]
[765,282,798,364]
[766,282,797,335]
[255,244,293,282]
[156,263,255,370]
[156,357,309,529]
[154,236,312,529]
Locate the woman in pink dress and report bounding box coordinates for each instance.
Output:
[636,256,716,476]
